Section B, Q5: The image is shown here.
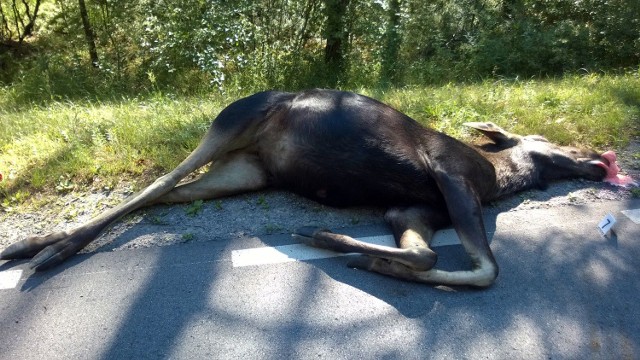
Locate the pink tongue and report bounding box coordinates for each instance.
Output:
[600,151,638,187]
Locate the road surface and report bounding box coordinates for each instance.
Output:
[1,199,640,359]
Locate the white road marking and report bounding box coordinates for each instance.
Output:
[232,229,461,268]
[0,269,23,290]
[621,208,640,224]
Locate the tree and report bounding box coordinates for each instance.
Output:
[323,0,350,86]
[0,0,42,44]
[78,0,98,67]
[381,0,401,85]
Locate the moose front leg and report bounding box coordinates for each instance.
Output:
[294,205,448,272]
[355,178,500,287]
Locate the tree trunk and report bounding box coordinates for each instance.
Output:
[19,0,42,41]
[1,0,42,44]
[297,0,318,50]
[323,0,349,86]
[78,0,99,68]
[381,0,401,86]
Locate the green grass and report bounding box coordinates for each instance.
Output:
[366,73,640,146]
[1,73,639,210]
[1,94,230,205]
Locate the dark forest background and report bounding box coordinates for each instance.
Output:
[1,0,639,98]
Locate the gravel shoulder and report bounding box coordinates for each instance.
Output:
[1,141,638,255]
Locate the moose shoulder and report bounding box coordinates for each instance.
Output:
[3,89,628,287]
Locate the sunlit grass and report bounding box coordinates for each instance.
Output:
[0,95,231,206]
[371,73,640,147]
[1,73,639,210]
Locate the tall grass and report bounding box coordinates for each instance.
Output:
[1,73,639,210]
[0,94,232,206]
[370,73,640,146]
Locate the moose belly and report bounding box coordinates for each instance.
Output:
[266,148,443,208]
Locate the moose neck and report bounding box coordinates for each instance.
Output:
[476,146,540,201]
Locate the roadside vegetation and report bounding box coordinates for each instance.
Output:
[2,73,639,212]
[1,0,639,211]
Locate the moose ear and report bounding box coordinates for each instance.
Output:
[463,122,521,148]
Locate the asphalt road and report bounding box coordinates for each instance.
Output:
[1,199,640,359]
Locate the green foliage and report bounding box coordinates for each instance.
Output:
[0,94,225,203]
[256,195,270,210]
[2,0,639,95]
[265,223,282,234]
[182,232,195,241]
[365,73,640,149]
[401,0,640,82]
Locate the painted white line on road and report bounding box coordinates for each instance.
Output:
[0,269,22,290]
[621,208,640,224]
[232,229,461,268]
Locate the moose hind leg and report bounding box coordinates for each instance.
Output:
[355,181,500,287]
[1,100,267,270]
[150,152,268,205]
[0,139,220,270]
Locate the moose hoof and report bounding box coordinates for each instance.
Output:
[29,244,68,271]
[1,241,35,260]
[1,229,93,271]
[0,231,66,260]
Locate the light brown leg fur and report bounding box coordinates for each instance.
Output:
[150,152,268,205]
[298,205,498,287]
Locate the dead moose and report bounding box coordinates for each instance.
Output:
[1,89,632,287]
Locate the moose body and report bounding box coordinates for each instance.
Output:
[254,90,495,207]
[2,89,616,287]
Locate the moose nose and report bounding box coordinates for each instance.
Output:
[601,150,617,165]
[597,150,638,187]
[600,151,620,173]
